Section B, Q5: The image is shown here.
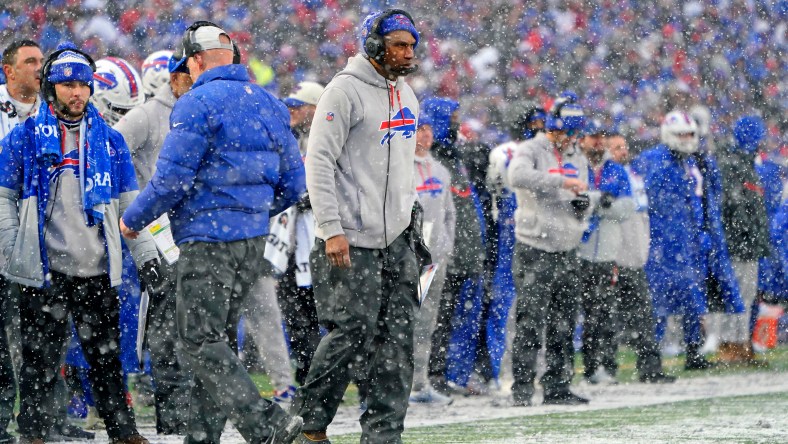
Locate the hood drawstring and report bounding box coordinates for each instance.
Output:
[388,81,394,111]
[387,81,404,116]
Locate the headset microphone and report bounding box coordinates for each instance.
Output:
[397,63,419,75]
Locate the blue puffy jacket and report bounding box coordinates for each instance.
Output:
[123,65,306,244]
[634,145,743,318]
[756,158,787,299]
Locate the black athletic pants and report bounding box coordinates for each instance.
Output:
[17,272,138,440]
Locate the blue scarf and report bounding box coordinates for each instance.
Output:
[34,101,111,226]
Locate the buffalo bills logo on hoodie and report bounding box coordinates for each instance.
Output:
[379,107,416,145]
[416,176,444,198]
[548,163,579,178]
[50,147,81,182]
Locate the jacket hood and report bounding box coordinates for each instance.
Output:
[151,82,176,109]
[733,115,766,153]
[335,54,390,90]
[422,97,459,145]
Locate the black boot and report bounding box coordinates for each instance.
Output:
[685,343,716,370]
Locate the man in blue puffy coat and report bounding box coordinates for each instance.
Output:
[121,22,306,444]
[635,110,743,370]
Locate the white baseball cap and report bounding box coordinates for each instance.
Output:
[191,25,235,52]
[282,81,325,107]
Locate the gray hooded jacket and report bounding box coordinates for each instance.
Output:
[306,55,419,249]
[508,132,592,252]
[114,82,177,189]
[576,153,636,263]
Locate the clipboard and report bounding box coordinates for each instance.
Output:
[417,263,439,306]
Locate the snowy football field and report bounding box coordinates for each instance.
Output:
[62,346,788,443]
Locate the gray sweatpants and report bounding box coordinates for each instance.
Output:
[245,274,295,391]
[721,260,758,343]
[412,261,448,392]
[292,232,419,444]
[176,238,290,443]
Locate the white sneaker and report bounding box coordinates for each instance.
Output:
[700,334,720,355]
[409,387,454,405]
[84,406,106,430]
[586,368,617,385]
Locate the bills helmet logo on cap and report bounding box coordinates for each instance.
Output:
[379,107,416,145]
[326,112,334,121]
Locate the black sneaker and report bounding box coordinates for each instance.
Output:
[51,424,96,441]
[266,415,303,444]
[685,355,717,371]
[429,376,451,396]
[543,391,590,405]
[639,372,677,384]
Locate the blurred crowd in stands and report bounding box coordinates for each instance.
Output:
[1,0,785,154]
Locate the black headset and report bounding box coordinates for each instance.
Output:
[174,20,241,65]
[40,47,97,105]
[363,9,414,63]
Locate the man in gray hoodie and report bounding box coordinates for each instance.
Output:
[575,120,635,385]
[507,95,591,406]
[112,54,193,435]
[290,9,422,444]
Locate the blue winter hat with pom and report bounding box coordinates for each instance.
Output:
[47,42,94,92]
[733,115,766,153]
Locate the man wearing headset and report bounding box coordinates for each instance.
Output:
[0,42,159,444]
[120,22,306,444]
[506,93,592,406]
[290,9,421,444]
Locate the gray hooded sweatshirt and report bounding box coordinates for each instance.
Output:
[576,152,636,263]
[114,82,177,189]
[508,132,592,252]
[306,55,419,249]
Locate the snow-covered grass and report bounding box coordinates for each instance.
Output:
[55,345,788,443]
[358,392,788,444]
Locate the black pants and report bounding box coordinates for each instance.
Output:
[176,238,289,444]
[18,272,137,440]
[145,261,190,434]
[578,259,618,378]
[428,271,469,382]
[0,276,15,437]
[292,233,419,444]
[511,244,580,401]
[614,266,663,377]
[277,257,320,386]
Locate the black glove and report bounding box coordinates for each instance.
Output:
[295,193,311,213]
[570,193,590,220]
[138,259,162,292]
[599,192,615,209]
